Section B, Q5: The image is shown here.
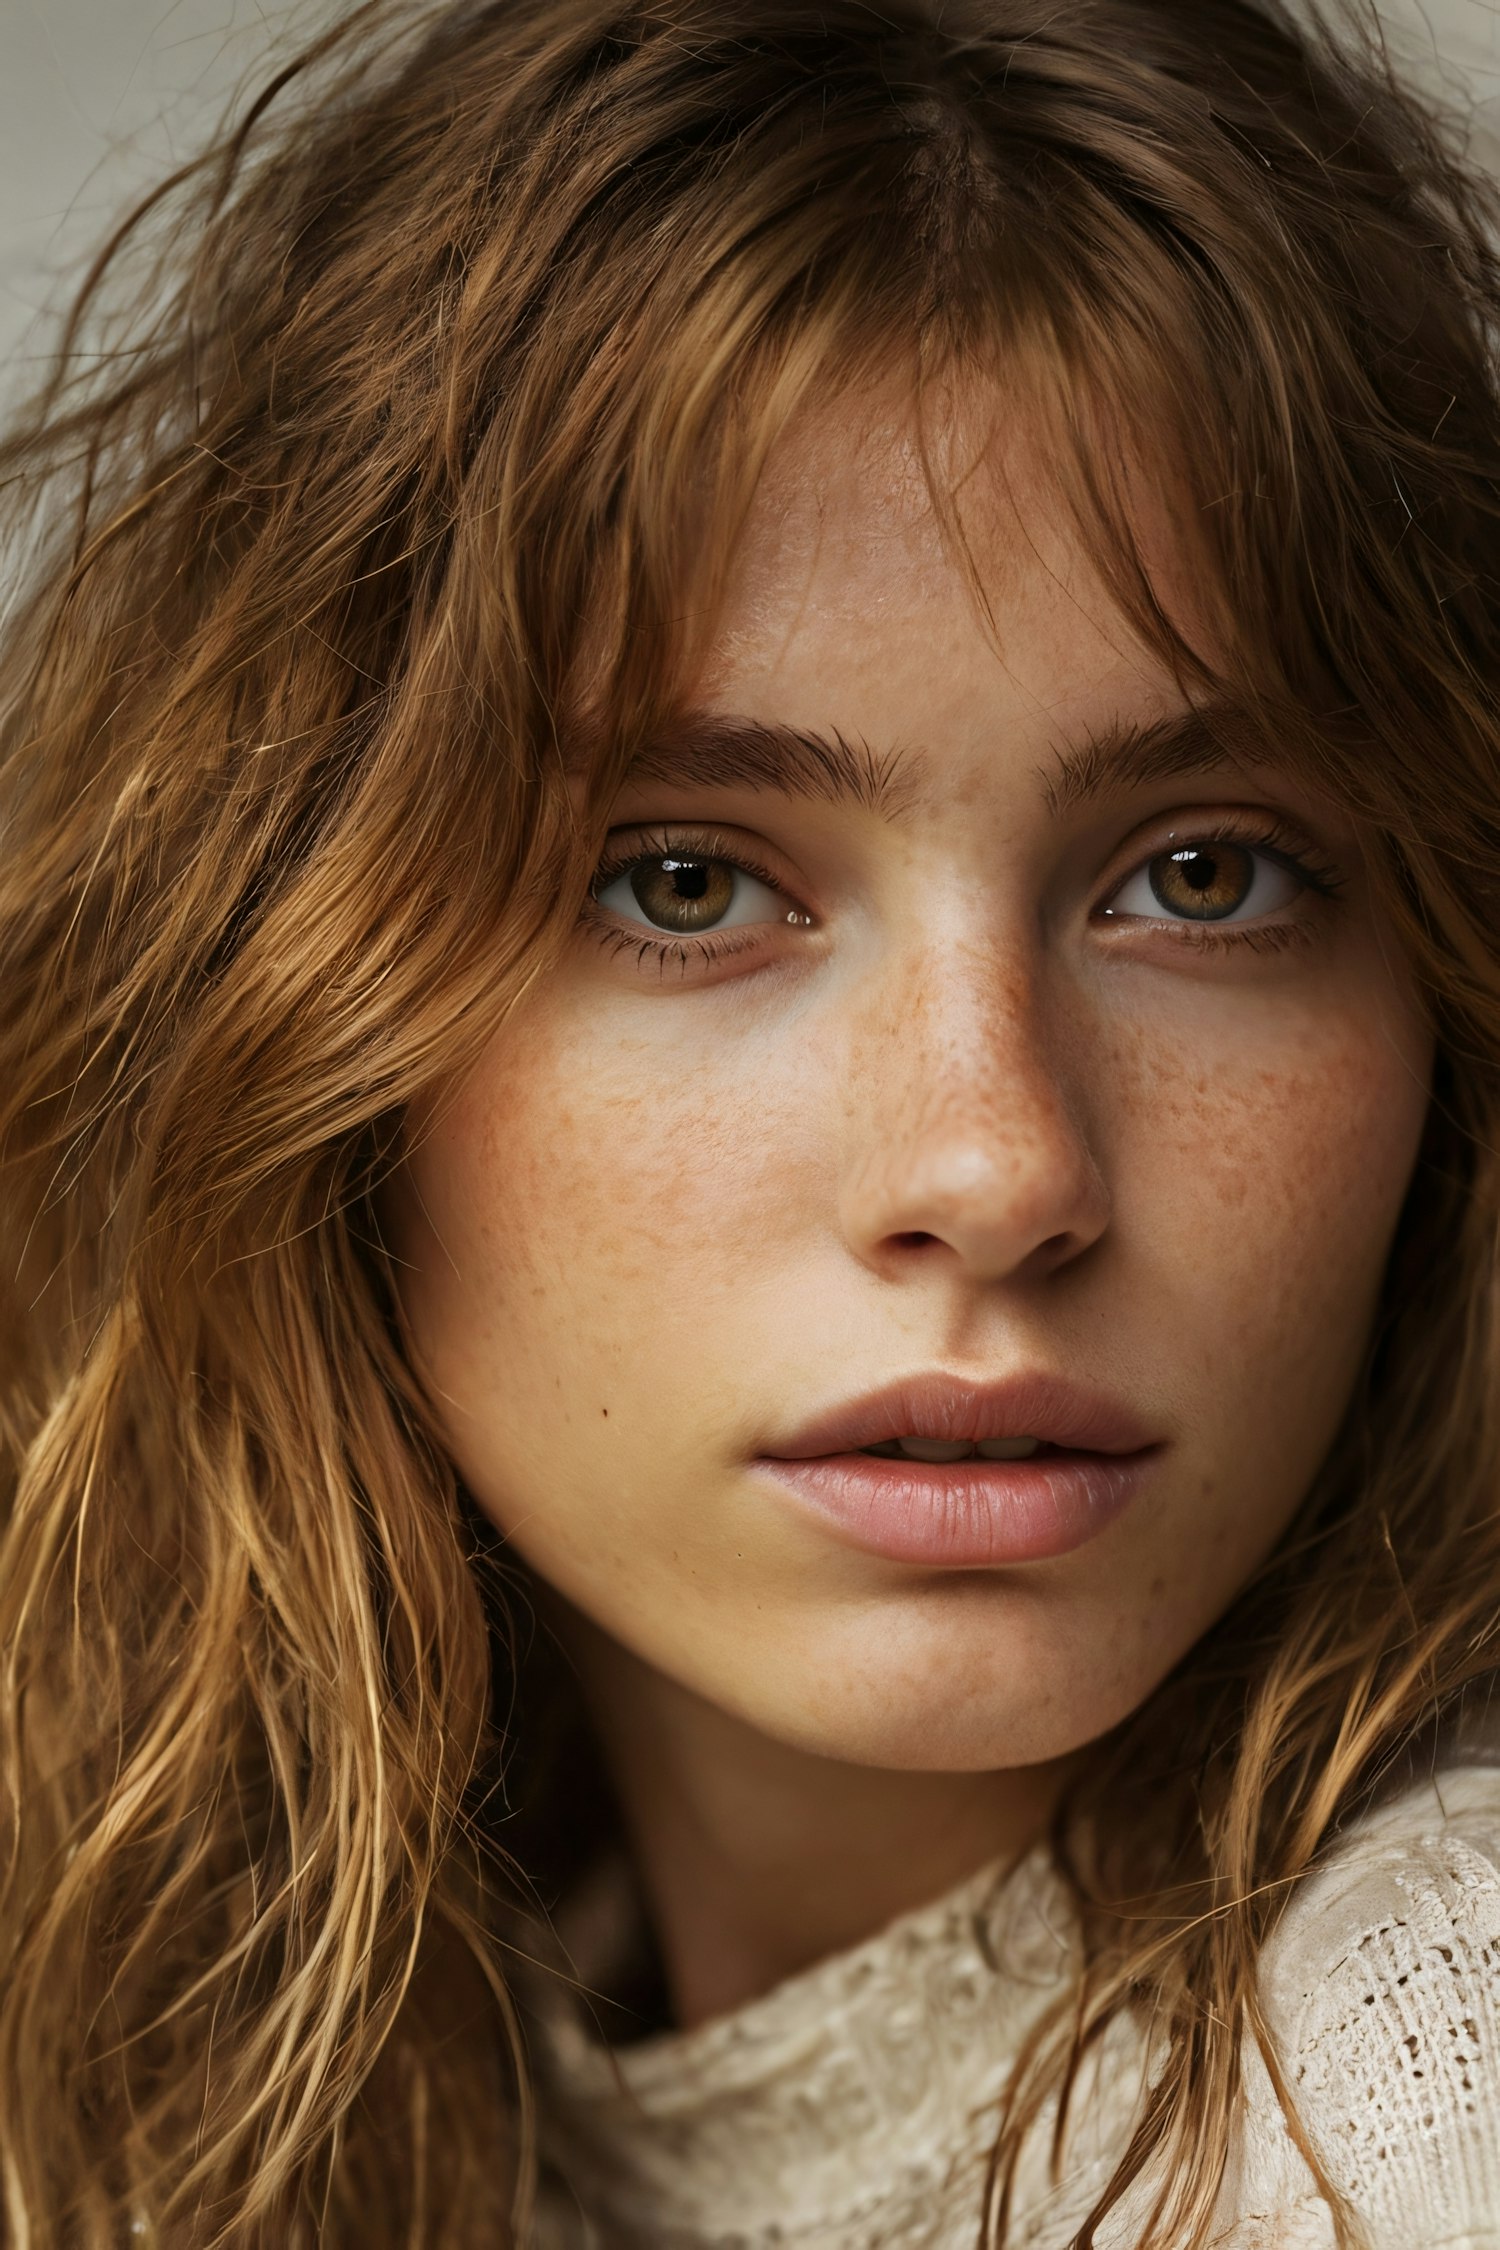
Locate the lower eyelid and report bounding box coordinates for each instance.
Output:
[1170,920,1314,958]
[585,917,768,976]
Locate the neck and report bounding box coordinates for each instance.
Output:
[549,1600,1073,2031]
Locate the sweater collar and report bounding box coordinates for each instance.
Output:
[520,1841,1077,2246]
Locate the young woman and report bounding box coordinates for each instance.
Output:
[2,0,1499,2242]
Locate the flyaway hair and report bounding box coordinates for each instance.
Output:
[2,2,1500,2243]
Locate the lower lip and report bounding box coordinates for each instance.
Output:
[754,1448,1157,1567]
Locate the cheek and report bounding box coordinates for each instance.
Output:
[394,1004,796,1400]
[1109,1001,1431,1428]
[390,1004,829,1616]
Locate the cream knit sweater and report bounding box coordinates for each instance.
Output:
[522,1763,1500,2247]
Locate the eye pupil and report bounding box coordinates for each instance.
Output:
[1149,842,1255,920]
[628,855,735,931]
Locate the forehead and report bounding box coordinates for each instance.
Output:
[606,393,1287,833]
[698,375,1220,738]
[679,377,1224,814]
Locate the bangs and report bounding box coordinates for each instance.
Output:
[6,5,1500,2247]
[451,8,1400,832]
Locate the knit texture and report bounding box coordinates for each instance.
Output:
[520,1766,1500,2248]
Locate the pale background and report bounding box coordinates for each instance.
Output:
[1,0,1499,393]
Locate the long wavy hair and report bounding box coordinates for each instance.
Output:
[4,0,1500,2242]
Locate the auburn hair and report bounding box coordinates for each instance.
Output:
[3,1,1500,2243]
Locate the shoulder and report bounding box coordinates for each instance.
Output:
[1256,1763,1500,2248]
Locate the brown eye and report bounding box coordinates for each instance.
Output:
[627,855,736,932]
[1104,836,1307,927]
[593,846,795,938]
[1147,842,1256,920]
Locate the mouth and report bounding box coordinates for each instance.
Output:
[756,1372,1161,1568]
[764,1368,1156,1462]
[855,1435,1050,1461]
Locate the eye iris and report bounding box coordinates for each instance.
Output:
[628,856,735,932]
[1148,842,1255,921]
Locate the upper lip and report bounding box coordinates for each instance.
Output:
[761,1370,1159,1460]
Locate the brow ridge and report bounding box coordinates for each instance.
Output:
[623,715,928,819]
[1039,701,1259,817]
[617,697,1259,822]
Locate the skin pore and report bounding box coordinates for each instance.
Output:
[386,387,1434,2033]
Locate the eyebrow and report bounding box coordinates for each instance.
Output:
[621,715,926,819]
[1039,699,1261,816]
[614,697,1262,822]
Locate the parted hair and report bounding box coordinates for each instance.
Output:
[3,1,1500,2242]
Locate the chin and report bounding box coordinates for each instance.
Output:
[702,1593,1168,1773]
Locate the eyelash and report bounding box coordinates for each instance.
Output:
[583,826,792,977]
[1098,813,1344,956]
[581,815,1343,973]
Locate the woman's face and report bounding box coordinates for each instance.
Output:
[387,395,1432,1772]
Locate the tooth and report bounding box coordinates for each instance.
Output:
[895,1438,975,1462]
[975,1437,1041,1460]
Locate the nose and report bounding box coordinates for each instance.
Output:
[836,941,1110,1286]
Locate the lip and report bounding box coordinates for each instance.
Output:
[765,1370,1158,1461]
[755,1370,1162,1568]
